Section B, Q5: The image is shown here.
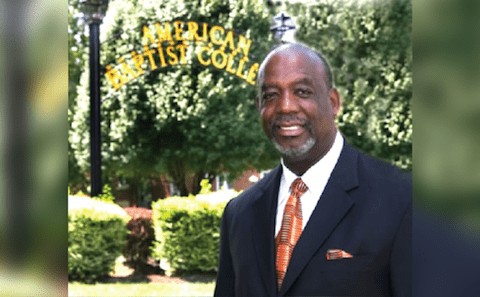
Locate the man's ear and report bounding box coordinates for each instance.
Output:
[329,87,342,117]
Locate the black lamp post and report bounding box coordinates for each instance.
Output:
[79,0,109,197]
[270,12,297,43]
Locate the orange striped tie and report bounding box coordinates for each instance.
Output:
[275,177,308,291]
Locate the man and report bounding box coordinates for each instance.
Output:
[214,43,411,296]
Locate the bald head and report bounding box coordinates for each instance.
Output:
[257,43,334,92]
[256,42,341,175]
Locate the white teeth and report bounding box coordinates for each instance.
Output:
[281,126,299,130]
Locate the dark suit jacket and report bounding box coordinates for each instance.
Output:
[214,142,412,296]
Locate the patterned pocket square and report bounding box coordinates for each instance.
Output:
[326,249,353,260]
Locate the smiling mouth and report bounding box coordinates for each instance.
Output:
[271,115,309,137]
[280,126,300,130]
[274,124,305,137]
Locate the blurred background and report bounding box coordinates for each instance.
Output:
[0,0,68,295]
[1,0,480,295]
[413,0,480,294]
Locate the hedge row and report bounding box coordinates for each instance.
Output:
[68,196,130,283]
[151,190,237,274]
[68,189,239,282]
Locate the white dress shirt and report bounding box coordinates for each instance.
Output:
[275,131,344,237]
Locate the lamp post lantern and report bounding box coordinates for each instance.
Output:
[270,12,297,43]
[79,0,109,197]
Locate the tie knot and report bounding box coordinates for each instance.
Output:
[290,178,308,197]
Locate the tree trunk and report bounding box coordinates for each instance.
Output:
[167,160,189,196]
[150,175,168,201]
[190,171,205,195]
[128,181,139,207]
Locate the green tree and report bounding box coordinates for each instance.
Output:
[286,0,412,170]
[70,0,279,196]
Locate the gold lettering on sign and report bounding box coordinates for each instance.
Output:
[105,65,125,91]
[106,21,259,90]
[174,21,185,41]
[155,22,174,45]
[166,46,178,65]
[142,25,156,44]
[156,44,168,68]
[198,46,211,66]
[212,49,227,69]
[143,44,158,70]
[209,26,224,45]
[246,63,259,85]
[131,51,145,76]
[236,57,248,80]
[225,52,237,74]
[176,43,188,65]
[118,57,138,82]
[221,30,235,52]
[188,21,200,41]
[201,23,209,43]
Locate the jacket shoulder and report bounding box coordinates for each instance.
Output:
[357,151,411,191]
[351,148,412,213]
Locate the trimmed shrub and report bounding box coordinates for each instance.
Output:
[151,190,238,274]
[68,196,130,283]
[96,184,115,203]
[122,217,155,273]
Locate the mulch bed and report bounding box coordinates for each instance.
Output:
[123,206,153,219]
[105,273,217,284]
[106,262,216,284]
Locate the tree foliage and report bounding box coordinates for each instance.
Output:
[70,0,279,195]
[286,0,412,170]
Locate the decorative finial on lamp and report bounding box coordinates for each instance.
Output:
[79,0,109,24]
[270,12,297,43]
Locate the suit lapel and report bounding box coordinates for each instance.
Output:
[251,166,282,296]
[280,143,360,295]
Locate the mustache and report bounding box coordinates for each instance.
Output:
[271,114,309,128]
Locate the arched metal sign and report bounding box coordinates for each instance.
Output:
[104,20,260,91]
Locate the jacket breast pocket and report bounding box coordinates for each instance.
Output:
[323,253,376,271]
[296,253,390,296]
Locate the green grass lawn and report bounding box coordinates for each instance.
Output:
[68,282,215,296]
[69,257,216,296]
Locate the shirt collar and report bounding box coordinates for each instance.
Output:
[281,130,344,197]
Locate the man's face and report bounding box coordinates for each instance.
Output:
[258,48,340,163]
